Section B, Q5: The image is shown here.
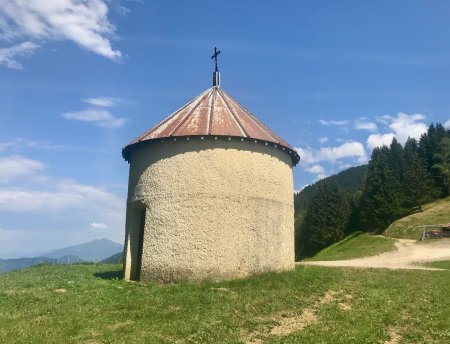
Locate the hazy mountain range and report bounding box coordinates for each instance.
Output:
[0,238,123,274]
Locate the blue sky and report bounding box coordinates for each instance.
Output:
[1,1,450,257]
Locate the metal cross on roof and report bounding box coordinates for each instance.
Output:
[211,47,221,72]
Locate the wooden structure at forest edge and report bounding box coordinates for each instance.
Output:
[419,223,450,240]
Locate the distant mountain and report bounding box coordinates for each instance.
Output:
[0,238,123,274]
[42,238,123,262]
[0,249,52,259]
[0,257,57,273]
[56,255,85,264]
[0,255,88,274]
[101,252,123,264]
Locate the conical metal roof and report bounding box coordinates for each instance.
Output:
[122,86,300,165]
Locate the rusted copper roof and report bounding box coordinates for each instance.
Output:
[122,87,300,165]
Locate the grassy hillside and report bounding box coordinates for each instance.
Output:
[1,264,450,343]
[101,252,123,264]
[304,232,397,261]
[385,196,450,239]
[295,164,367,213]
[423,260,450,270]
[43,238,122,262]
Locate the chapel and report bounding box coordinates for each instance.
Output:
[122,50,300,282]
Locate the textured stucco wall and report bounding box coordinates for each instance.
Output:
[123,138,295,282]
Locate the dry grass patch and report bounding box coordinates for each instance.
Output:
[384,327,402,344]
[108,320,134,331]
[241,289,353,342]
[269,309,318,336]
[338,303,352,311]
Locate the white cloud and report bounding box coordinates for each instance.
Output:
[367,112,428,149]
[444,120,450,129]
[315,173,327,181]
[0,138,83,152]
[388,113,427,143]
[0,154,125,253]
[0,0,121,68]
[0,155,46,182]
[376,115,392,125]
[318,137,329,144]
[305,164,325,174]
[0,41,39,69]
[355,119,377,131]
[83,97,121,107]
[296,141,367,165]
[338,163,353,170]
[367,133,395,150]
[90,222,107,229]
[319,119,349,126]
[62,108,126,128]
[0,180,124,214]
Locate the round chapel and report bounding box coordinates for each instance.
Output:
[122,72,300,283]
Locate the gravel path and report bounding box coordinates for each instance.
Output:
[298,239,450,271]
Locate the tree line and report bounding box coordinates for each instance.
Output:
[295,123,450,259]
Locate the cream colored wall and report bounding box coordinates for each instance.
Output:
[123,138,295,282]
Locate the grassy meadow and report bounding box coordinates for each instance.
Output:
[423,260,450,270]
[1,263,450,344]
[304,232,397,261]
[385,196,450,239]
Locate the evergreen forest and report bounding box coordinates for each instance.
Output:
[295,123,450,259]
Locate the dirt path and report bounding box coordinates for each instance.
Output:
[298,239,450,271]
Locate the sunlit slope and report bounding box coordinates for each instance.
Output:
[385,196,450,239]
[304,232,397,261]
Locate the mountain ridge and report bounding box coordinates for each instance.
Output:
[0,238,123,274]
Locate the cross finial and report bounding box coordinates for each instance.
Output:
[211,47,221,72]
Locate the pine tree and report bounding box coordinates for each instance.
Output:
[418,124,448,197]
[403,137,433,211]
[359,146,404,231]
[433,137,450,196]
[300,180,350,256]
[388,138,406,213]
[389,138,404,183]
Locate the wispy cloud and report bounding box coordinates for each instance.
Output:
[0,155,46,183]
[318,137,329,144]
[0,0,122,68]
[445,120,450,129]
[83,97,122,107]
[62,108,127,128]
[305,164,325,174]
[0,180,124,214]
[0,153,125,253]
[0,41,39,69]
[319,119,349,126]
[355,118,377,132]
[296,141,367,165]
[90,222,107,229]
[0,138,84,152]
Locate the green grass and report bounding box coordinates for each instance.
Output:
[422,260,450,270]
[385,196,450,239]
[1,264,450,343]
[304,232,397,261]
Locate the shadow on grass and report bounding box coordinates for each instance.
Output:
[94,270,124,280]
